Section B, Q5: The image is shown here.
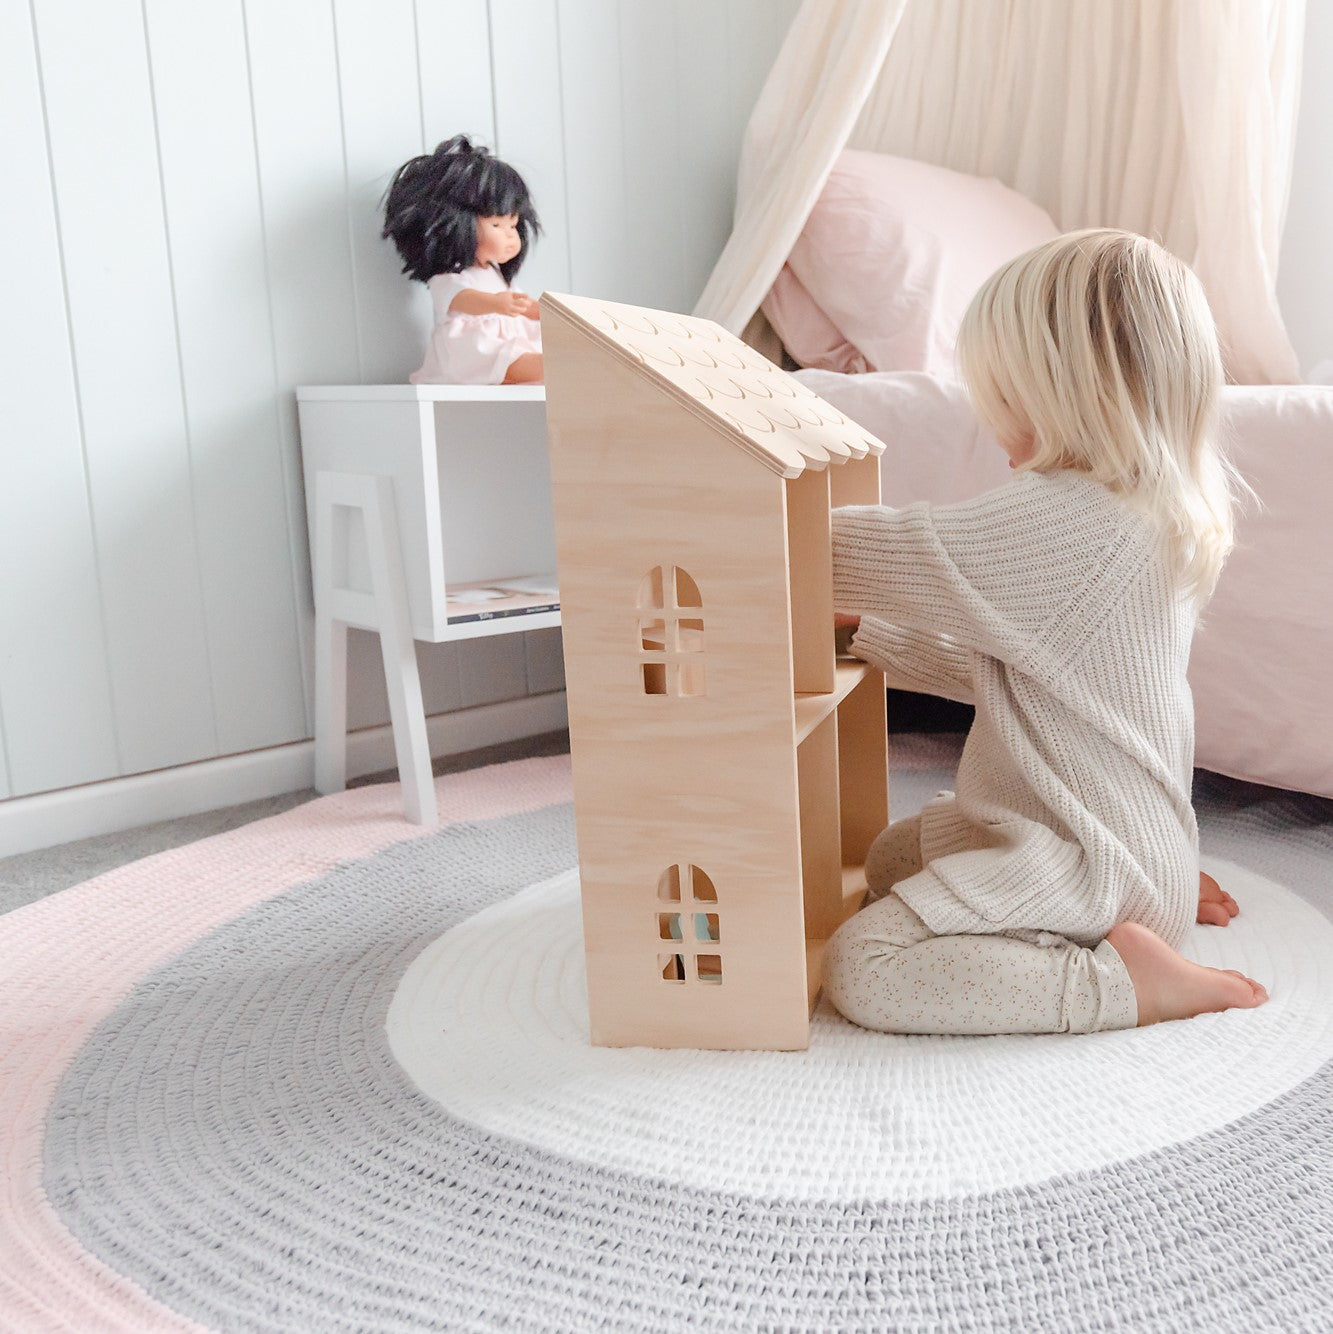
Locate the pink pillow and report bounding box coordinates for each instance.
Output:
[766,151,1061,375]
[763,265,869,374]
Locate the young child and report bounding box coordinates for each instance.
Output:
[825,228,1268,1036]
[382,135,544,386]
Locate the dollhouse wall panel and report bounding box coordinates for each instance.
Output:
[786,470,836,694]
[798,715,845,943]
[580,847,811,1049]
[547,472,795,731]
[551,483,797,726]
[545,319,823,1046]
[572,709,810,1047]
[837,672,892,868]
[829,453,883,508]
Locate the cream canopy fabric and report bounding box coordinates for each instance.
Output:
[695,0,1306,385]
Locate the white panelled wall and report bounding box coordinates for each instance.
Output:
[0,0,798,842]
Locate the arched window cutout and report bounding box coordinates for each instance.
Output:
[656,864,723,985]
[637,565,706,697]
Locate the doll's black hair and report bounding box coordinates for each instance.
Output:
[381,134,541,285]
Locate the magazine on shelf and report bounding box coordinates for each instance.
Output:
[445,573,560,624]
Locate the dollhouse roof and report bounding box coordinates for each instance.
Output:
[540,293,886,479]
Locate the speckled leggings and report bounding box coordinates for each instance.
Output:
[823,816,1139,1035]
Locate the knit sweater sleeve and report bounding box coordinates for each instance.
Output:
[831,474,1137,672]
[849,617,975,705]
[831,496,1023,662]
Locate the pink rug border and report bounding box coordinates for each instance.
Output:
[0,755,572,1332]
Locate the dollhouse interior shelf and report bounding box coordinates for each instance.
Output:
[793,658,874,744]
[295,383,558,826]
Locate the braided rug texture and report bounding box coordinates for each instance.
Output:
[3,747,1332,1331]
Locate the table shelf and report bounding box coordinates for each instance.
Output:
[296,385,561,824]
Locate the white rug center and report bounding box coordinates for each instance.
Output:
[387,858,1333,1201]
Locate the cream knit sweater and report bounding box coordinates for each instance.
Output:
[832,469,1199,951]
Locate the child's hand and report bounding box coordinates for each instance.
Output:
[494,290,534,318]
[517,294,541,320]
[834,613,860,656]
[1197,870,1239,926]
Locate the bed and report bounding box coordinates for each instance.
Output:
[763,151,1333,800]
[795,367,1333,800]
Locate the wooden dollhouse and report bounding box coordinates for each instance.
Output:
[541,292,890,1051]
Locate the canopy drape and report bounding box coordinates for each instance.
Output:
[695,0,1305,384]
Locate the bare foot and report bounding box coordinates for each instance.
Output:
[1197,870,1240,926]
[1104,921,1268,1027]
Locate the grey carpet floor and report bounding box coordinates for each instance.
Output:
[0,730,573,914]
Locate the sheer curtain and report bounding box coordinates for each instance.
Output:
[695,0,1306,384]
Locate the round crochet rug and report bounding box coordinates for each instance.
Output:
[4,750,1333,1333]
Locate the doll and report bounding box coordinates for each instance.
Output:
[382,135,544,385]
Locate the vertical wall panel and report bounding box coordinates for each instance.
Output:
[411,0,501,724]
[618,3,686,310]
[144,0,308,755]
[0,0,120,795]
[243,0,363,739]
[0,706,10,801]
[417,0,496,148]
[489,0,572,303]
[333,0,434,383]
[524,626,567,695]
[459,0,573,712]
[32,0,217,777]
[557,0,633,299]
[726,0,796,137]
[457,633,531,709]
[676,0,744,309]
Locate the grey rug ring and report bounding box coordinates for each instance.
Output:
[28,761,1333,1332]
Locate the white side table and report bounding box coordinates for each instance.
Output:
[295,384,559,825]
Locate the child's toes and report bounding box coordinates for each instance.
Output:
[1224,970,1268,1002]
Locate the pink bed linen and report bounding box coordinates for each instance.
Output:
[763,151,1061,376]
[798,369,1333,799]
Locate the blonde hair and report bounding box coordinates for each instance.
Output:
[956,228,1247,604]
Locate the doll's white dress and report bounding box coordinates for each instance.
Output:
[410,263,543,385]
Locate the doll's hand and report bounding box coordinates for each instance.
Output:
[1197,870,1239,926]
[495,291,535,318]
